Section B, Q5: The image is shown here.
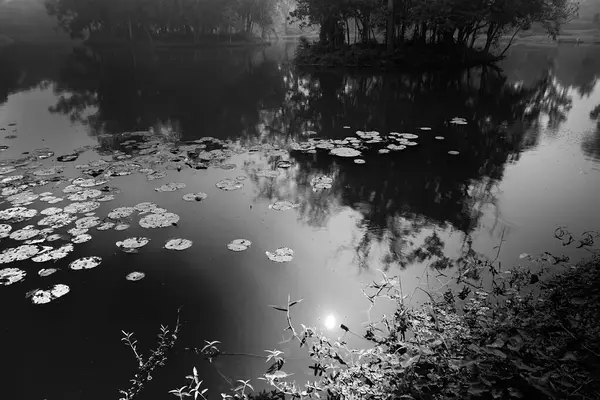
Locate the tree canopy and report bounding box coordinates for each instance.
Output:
[291,0,579,54]
[44,0,283,42]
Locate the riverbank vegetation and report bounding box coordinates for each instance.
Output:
[119,230,600,399]
[291,0,579,68]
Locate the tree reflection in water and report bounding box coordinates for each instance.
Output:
[43,44,576,275]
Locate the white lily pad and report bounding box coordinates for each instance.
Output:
[378,149,390,154]
[330,147,361,157]
[69,256,102,270]
[32,244,74,262]
[0,207,38,223]
[216,179,243,191]
[38,268,58,277]
[7,191,39,205]
[126,272,145,281]
[227,239,252,252]
[75,216,101,229]
[108,207,136,220]
[448,151,460,155]
[277,160,292,168]
[269,201,299,211]
[33,166,65,176]
[266,247,294,263]
[0,245,41,263]
[9,226,41,241]
[114,224,130,231]
[29,284,70,304]
[38,213,77,229]
[139,212,179,228]
[40,207,63,216]
[66,189,102,201]
[164,238,193,251]
[67,228,89,236]
[63,201,100,214]
[96,222,116,231]
[0,224,12,238]
[0,166,17,175]
[0,268,26,285]
[116,237,150,249]
[435,136,445,140]
[182,192,208,202]
[236,176,247,181]
[155,182,186,192]
[354,159,366,164]
[45,234,63,242]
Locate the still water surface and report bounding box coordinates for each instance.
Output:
[1,41,600,399]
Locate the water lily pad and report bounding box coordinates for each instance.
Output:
[0,166,17,175]
[114,224,130,231]
[108,207,136,220]
[67,228,88,236]
[96,195,115,202]
[0,245,41,263]
[66,189,102,201]
[227,239,252,252]
[57,154,79,162]
[10,226,41,241]
[134,202,158,213]
[139,212,179,228]
[435,136,445,140]
[69,256,102,270]
[46,234,63,242]
[220,163,237,170]
[38,268,58,277]
[266,247,294,263]
[155,182,187,192]
[117,237,150,250]
[96,222,116,231]
[448,151,460,155]
[40,207,63,216]
[0,224,13,238]
[164,238,193,251]
[75,216,101,229]
[419,127,432,131]
[0,207,38,223]
[330,147,361,157]
[32,244,74,262]
[235,176,247,181]
[378,149,391,154]
[277,160,292,168]
[63,201,100,214]
[33,166,65,176]
[126,272,145,281]
[28,284,70,304]
[310,176,333,192]
[269,201,299,211]
[354,159,366,164]
[182,192,208,202]
[450,117,468,125]
[7,191,39,205]
[216,179,243,191]
[38,213,77,228]
[0,268,26,285]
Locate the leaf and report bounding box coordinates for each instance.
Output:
[400,354,420,368]
[269,305,288,312]
[288,298,304,308]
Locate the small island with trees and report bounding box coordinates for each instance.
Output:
[291,0,579,69]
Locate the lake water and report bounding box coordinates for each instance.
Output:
[1,41,600,400]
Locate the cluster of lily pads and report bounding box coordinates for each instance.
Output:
[0,121,467,303]
[291,125,463,158]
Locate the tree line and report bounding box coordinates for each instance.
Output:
[44,0,291,43]
[291,0,579,55]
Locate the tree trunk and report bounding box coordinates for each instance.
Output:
[386,0,395,53]
[484,22,497,54]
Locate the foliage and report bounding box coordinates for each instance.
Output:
[44,0,282,43]
[163,230,599,400]
[290,0,579,58]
